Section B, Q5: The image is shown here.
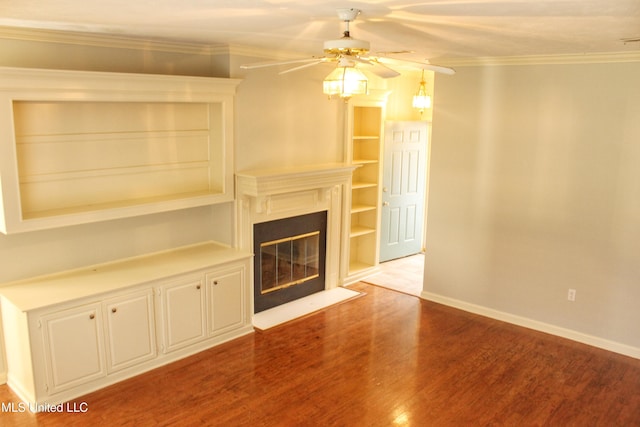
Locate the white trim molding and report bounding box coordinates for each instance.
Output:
[438,51,640,67]
[421,291,640,360]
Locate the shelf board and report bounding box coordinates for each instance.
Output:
[22,190,221,220]
[351,204,376,214]
[350,225,376,237]
[352,181,377,189]
[348,260,375,274]
[352,135,379,140]
[352,159,378,165]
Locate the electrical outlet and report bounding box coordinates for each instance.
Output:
[567,289,576,302]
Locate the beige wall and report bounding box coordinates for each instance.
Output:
[425,61,640,353]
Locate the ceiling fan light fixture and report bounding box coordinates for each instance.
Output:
[412,70,431,114]
[323,65,368,99]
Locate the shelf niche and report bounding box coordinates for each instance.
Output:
[342,91,389,284]
[0,67,240,234]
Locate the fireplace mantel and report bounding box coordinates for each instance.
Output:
[235,163,357,309]
[236,163,356,197]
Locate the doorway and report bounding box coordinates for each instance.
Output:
[379,121,428,263]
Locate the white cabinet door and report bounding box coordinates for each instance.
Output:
[103,290,156,373]
[207,264,246,337]
[40,303,106,394]
[158,275,207,353]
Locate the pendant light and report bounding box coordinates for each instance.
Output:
[412,69,431,114]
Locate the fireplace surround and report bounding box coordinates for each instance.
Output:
[236,164,356,314]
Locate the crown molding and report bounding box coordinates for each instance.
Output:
[438,51,640,67]
[226,44,309,61]
[6,26,636,66]
[0,27,309,61]
[0,26,215,55]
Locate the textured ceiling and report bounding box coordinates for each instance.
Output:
[1,0,639,62]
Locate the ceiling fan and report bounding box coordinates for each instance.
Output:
[239,8,456,79]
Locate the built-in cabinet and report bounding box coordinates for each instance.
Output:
[342,92,389,284]
[0,242,252,408]
[39,289,157,396]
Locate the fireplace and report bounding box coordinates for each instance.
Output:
[235,163,357,315]
[253,211,327,312]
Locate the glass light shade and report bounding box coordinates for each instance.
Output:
[412,93,432,110]
[413,70,432,113]
[323,66,368,98]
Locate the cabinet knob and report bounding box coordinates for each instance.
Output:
[196,285,201,290]
[383,201,389,206]
[111,307,117,313]
[89,313,95,320]
[214,280,218,285]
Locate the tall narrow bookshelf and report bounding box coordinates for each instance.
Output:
[343,92,388,284]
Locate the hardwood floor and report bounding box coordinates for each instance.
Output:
[2,282,639,426]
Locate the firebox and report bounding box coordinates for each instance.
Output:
[253,211,327,313]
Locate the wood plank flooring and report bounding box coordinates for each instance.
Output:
[1,282,639,426]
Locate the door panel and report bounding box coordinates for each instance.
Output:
[380,121,427,262]
[41,303,106,393]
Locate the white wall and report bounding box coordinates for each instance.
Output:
[424,60,640,355]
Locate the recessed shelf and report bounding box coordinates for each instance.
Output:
[348,260,375,274]
[0,67,240,234]
[353,159,378,165]
[351,204,376,214]
[342,96,388,285]
[350,225,376,237]
[352,181,377,189]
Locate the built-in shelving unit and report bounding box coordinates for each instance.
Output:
[0,67,240,234]
[342,92,389,284]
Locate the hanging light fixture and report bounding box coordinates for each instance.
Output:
[323,58,368,99]
[412,69,431,114]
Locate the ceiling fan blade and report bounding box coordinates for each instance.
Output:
[279,59,330,74]
[422,64,456,76]
[359,57,401,78]
[376,56,456,75]
[240,57,328,70]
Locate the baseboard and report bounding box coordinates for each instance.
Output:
[421,291,640,360]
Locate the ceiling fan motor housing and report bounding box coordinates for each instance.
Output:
[324,38,370,56]
[336,8,360,22]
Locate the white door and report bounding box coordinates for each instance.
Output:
[380,121,428,262]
